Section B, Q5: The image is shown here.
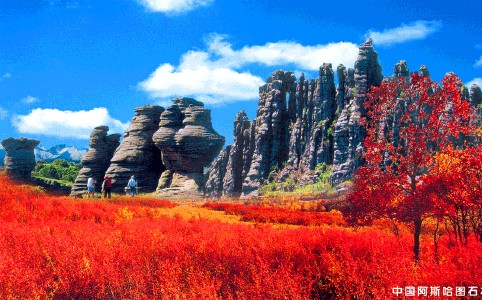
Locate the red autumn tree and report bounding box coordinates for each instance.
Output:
[424,146,482,244]
[349,72,478,260]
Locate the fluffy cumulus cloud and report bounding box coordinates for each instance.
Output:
[12,108,129,139]
[366,20,442,46]
[467,78,482,88]
[0,107,8,120]
[22,95,39,104]
[136,0,213,14]
[139,34,359,104]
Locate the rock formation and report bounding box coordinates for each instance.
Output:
[330,38,383,185]
[470,84,482,107]
[206,38,383,198]
[300,63,337,170]
[204,146,231,198]
[70,126,120,196]
[105,105,165,193]
[153,97,224,198]
[241,70,296,198]
[1,137,39,182]
[394,60,409,79]
[205,111,254,198]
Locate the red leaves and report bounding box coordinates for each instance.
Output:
[0,177,481,298]
[202,202,347,227]
[356,72,479,221]
[354,72,481,259]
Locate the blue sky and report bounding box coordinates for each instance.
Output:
[1,0,481,149]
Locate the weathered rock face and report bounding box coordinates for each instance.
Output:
[1,137,39,182]
[394,60,409,79]
[241,70,296,198]
[105,105,165,193]
[206,39,383,198]
[470,84,482,107]
[153,97,225,198]
[301,63,337,170]
[71,126,120,196]
[330,38,382,185]
[205,110,254,198]
[470,84,482,142]
[208,39,482,199]
[204,146,231,198]
[419,65,430,77]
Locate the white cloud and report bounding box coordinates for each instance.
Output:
[0,107,8,120]
[474,56,482,67]
[12,108,129,139]
[467,78,482,88]
[139,63,264,105]
[22,95,39,104]
[0,73,11,81]
[367,20,442,46]
[139,34,359,104]
[137,0,213,14]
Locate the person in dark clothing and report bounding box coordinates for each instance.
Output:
[102,176,112,199]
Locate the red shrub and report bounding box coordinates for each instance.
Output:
[202,202,347,227]
[0,177,481,299]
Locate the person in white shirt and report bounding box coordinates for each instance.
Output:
[127,175,137,197]
[87,176,96,198]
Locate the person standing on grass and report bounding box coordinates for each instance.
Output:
[127,175,137,197]
[102,176,112,199]
[87,175,96,198]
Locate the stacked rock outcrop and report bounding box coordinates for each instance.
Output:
[105,105,165,193]
[241,70,296,198]
[1,137,39,182]
[205,38,383,198]
[470,84,482,107]
[70,126,120,196]
[153,98,224,198]
[205,111,254,198]
[330,38,383,185]
[299,63,337,171]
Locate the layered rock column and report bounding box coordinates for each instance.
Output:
[330,38,382,185]
[153,98,224,199]
[205,110,254,198]
[204,146,231,198]
[470,84,482,108]
[242,70,296,198]
[286,74,309,168]
[71,126,120,196]
[105,105,165,193]
[1,137,39,182]
[394,60,409,79]
[304,63,337,169]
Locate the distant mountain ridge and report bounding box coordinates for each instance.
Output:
[0,144,87,166]
[34,144,87,163]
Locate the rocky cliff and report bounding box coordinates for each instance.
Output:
[205,38,385,198]
[1,137,40,182]
[105,105,165,193]
[70,126,121,196]
[330,38,383,185]
[69,99,224,198]
[205,110,254,198]
[241,70,296,198]
[153,98,225,198]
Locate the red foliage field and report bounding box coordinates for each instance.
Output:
[202,202,347,227]
[1,177,481,299]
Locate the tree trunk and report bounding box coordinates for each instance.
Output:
[413,218,423,261]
